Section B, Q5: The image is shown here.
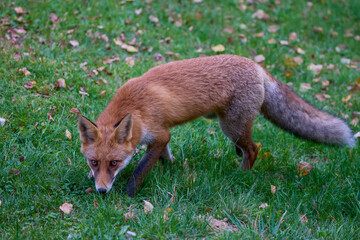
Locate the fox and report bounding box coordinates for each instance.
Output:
[78,54,355,197]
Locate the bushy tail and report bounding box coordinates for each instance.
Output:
[260,77,355,147]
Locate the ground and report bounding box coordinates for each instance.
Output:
[0,0,360,239]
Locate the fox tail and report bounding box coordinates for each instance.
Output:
[260,74,355,147]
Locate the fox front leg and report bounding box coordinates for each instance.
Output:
[126,133,170,197]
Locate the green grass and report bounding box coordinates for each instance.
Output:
[1,0,360,239]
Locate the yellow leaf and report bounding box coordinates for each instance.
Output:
[211,44,225,53]
[126,46,138,53]
[342,94,351,103]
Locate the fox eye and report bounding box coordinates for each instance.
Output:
[110,161,118,167]
[91,160,98,167]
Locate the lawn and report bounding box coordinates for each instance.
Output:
[1,0,360,239]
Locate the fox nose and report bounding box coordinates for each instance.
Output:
[97,188,107,194]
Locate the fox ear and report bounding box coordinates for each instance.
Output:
[78,115,99,144]
[112,114,132,143]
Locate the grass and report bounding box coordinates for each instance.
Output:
[0,0,360,239]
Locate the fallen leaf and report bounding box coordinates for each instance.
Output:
[342,94,351,103]
[268,38,276,44]
[252,9,270,20]
[267,25,279,33]
[60,203,73,215]
[93,199,99,208]
[10,168,20,175]
[321,80,330,87]
[14,7,26,14]
[211,44,225,52]
[20,67,31,76]
[341,58,351,64]
[293,56,303,65]
[24,81,34,89]
[297,161,314,176]
[289,32,297,41]
[143,200,154,214]
[85,187,93,194]
[271,185,276,194]
[56,78,66,88]
[280,40,289,45]
[259,203,269,209]
[65,129,72,140]
[49,13,59,23]
[70,108,79,114]
[307,63,323,75]
[154,53,165,62]
[0,118,6,127]
[79,91,89,96]
[254,31,265,38]
[69,40,79,47]
[296,47,305,55]
[254,54,265,63]
[300,215,308,223]
[67,158,72,165]
[149,15,159,23]
[224,27,234,34]
[314,93,331,102]
[124,210,138,221]
[300,83,312,92]
[313,27,323,33]
[0,200,2,207]
[100,90,106,97]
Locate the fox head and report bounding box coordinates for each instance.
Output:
[78,114,134,193]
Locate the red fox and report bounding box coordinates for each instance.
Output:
[78,55,355,196]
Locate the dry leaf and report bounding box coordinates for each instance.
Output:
[268,39,276,44]
[289,32,297,41]
[0,118,6,127]
[314,93,330,102]
[300,83,312,92]
[56,78,66,88]
[65,129,72,140]
[149,15,159,23]
[307,63,323,75]
[259,203,269,209]
[296,47,305,55]
[67,158,72,165]
[100,90,106,97]
[297,161,314,176]
[341,58,351,64]
[143,200,154,214]
[0,200,2,207]
[126,45,138,53]
[50,13,59,23]
[70,108,79,114]
[24,81,34,89]
[14,7,26,14]
[85,187,93,194]
[267,25,279,33]
[300,215,308,223]
[252,9,269,20]
[69,40,79,47]
[271,185,276,194]
[10,168,20,175]
[224,27,234,34]
[254,54,265,63]
[59,203,73,214]
[342,94,352,103]
[211,44,225,52]
[280,40,289,45]
[20,67,31,76]
[93,199,99,208]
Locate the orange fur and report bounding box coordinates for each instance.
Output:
[78,55,354,196]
